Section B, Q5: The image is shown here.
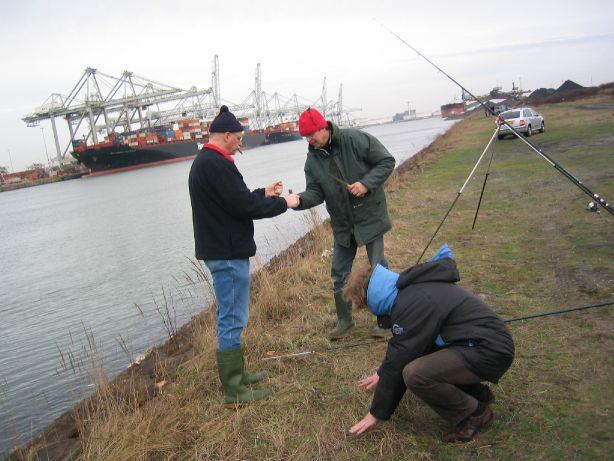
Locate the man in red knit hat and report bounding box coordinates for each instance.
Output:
[294,108,395,339]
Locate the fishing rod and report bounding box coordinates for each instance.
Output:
[416,127,499,263]
[378,22,613,216]
[260,301,613,361]
[262,338,387,361]
[328,173,350,187]
[503,300,613,323]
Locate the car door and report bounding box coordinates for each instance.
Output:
[532,109,542,127]
[524,109,535,130]
[520,109,531,130]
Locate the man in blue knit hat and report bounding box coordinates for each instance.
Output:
[189,105,300,408]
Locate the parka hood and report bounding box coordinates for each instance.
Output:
[396,258,460,290]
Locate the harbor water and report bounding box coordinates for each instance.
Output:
[0,118,455,455]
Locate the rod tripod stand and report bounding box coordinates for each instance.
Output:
[416,125,501,263]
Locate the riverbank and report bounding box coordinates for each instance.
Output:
[7,89,613,460]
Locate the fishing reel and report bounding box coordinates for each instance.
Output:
[586,201,600,213]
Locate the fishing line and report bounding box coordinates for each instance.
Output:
[261,301,613,360]
[377,21,613,216]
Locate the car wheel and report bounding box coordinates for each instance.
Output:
[540,122,545,133]
[497,134,505,140]
[525,125,532,137]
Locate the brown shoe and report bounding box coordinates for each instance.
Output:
[476,384,495,405]
[457,383,494,405]
[442,406,494,443]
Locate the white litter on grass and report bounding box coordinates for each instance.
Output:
[131,351,150,367]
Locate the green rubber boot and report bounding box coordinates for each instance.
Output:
[216,348,271,408]
[243,370,267,385]
[240,348,267,385]
[329,292,356,340]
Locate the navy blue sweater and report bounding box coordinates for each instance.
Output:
[188,147,287,260]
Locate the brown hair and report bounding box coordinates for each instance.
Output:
[342,266,374,310]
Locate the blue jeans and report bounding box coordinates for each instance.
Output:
[204,259,250,351]
[331,235,387,293]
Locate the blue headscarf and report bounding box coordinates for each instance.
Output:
[365,244,454,316]
[366,264,399,316]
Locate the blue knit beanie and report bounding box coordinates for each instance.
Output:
[209,105,243,133]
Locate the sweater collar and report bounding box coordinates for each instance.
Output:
[367,264,399,316]
[325,122,334,150]
[204,143,234,163]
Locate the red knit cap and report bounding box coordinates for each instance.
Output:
[298,108,328,136]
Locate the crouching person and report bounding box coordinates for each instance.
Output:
[343,245,514,442]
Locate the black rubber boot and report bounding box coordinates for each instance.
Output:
[329,292,356,340]
[216,348,271,408]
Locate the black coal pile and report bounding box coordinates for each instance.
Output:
[528,87,556,99]
[556,79,584,92]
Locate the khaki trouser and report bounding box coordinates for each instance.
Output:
[402,348,482,425]
[331,234,386,293]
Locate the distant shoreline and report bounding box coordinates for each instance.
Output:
[0,173,86,193]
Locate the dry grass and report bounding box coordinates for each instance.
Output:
[7,89,614,460]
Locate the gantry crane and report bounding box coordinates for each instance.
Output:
[22,58,358,163]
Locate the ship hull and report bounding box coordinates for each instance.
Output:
[73,141,201,172]
[266,131,301,144]
[242,132,267,148]
[73,129,296,174]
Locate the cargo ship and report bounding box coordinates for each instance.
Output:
[238,119,302,145]
[265,121,302,144]
[440,102,466,119]
[72,118,301,173]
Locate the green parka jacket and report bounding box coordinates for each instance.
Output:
[296,123,395,247]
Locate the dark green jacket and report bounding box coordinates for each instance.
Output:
[296,123,395,247]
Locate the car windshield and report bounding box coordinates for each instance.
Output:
[501,111,520,119]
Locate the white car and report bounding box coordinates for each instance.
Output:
[496,107,545,139]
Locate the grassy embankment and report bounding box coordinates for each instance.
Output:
[13,90,613,460]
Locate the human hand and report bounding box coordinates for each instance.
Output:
[266,181,283,197]
[283,193,300,208]
[346,181,368,197]
[349,412,379,436]
[357,372,379,391]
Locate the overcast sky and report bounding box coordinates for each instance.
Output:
[1,0,613,171]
